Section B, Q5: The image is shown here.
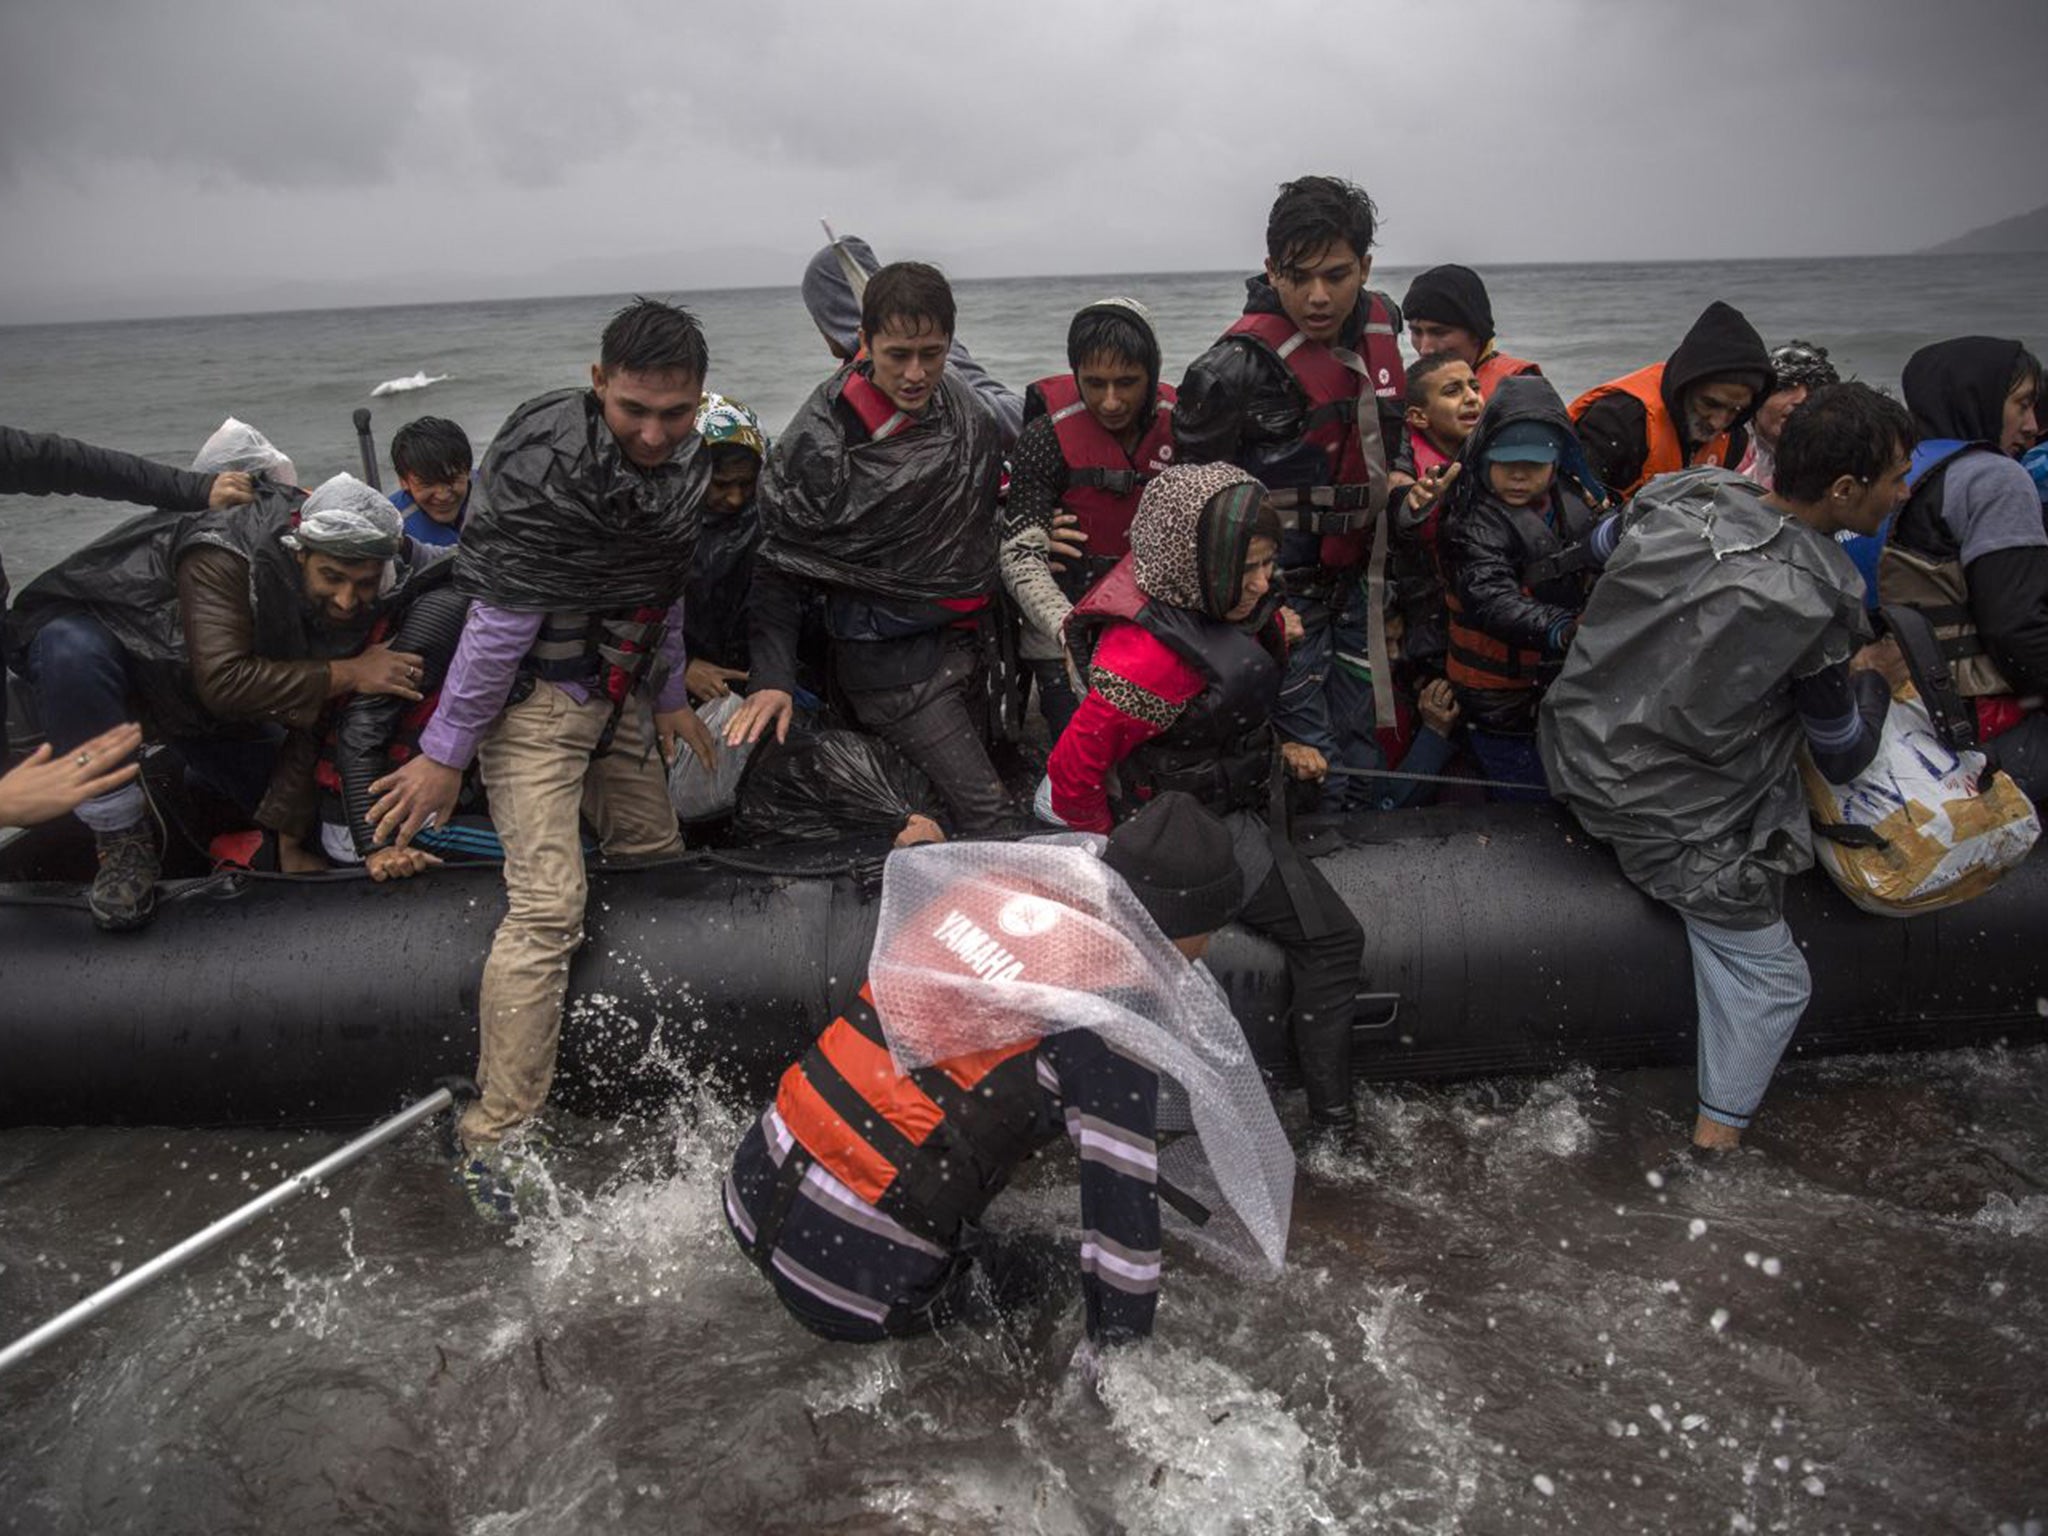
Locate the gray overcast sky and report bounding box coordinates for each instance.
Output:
[1,0,2041,323]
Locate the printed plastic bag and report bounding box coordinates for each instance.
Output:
[1801,683,2039,915]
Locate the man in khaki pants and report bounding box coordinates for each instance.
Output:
[369,298,717,1221]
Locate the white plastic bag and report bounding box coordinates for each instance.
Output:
[667,693,754,822]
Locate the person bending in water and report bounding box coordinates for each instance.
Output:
[365,298,717,1221]
[727,262,1012,833]
[1541,383,1914,1150]
[1040,462,1366,1145]
[1570,301,1773,500]
[726,792,1243,1350]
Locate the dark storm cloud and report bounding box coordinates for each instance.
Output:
[0,0,2041,322]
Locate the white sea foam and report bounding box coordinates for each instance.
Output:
[371,370,452,396]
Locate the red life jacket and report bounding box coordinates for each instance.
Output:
[1028,373,1177,570]
[1474,349,1541,400]
[840,368,919,442]
[1225,297,1402,566]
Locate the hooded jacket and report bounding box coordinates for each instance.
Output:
[1570,302,1772,499]
[1051,465,1287,833]
[1437,377,1612,733]
[1538,467,1872,927]
[454,388,706,614]
[1881,335,2048,699]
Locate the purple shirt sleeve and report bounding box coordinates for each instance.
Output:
[652,597,691,714]
[417,603,545,770]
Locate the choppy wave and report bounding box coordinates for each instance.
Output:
[370,370,451,397]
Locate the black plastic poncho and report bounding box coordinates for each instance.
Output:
[455,389,707,613]
[1538,468,1872,927]
[756,369,1002,601]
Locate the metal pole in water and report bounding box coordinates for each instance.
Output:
[0,1087,453,1375]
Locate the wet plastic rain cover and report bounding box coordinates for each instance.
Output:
[1539,467,1871,926]
[731,726,938,843]
[668,694,757,822]
[193,416,296,484]
[870,837,1294,1278]
[756,368,1003,602]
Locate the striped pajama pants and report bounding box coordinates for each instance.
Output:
[1681,916,1812,1129]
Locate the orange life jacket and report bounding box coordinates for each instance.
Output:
[1474,349,1541,400]
[1568,363,1736,498]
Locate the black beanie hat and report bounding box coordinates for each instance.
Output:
[1401,264,1495,344]
[1103,791,1244,939]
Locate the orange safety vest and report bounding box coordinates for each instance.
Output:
[775,982,1045,1244]
[1474,349,1541,400]
[1569,362,1737,498]
[1444,586,1545,694]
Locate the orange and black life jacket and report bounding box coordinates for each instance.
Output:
[313,611,439,795]
[775,982,1053,1246]
[1444,589,1545,694]
[1029,372,1177,593]
[1568,363,1738,498]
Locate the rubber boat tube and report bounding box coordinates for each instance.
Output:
[0,804,2041,1128]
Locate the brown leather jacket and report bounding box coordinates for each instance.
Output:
[176,544,332,834]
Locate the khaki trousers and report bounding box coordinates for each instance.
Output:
[458,683,681,1148]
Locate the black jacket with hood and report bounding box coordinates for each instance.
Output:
[1573,301,1771,497]
[1439,377,1612,734]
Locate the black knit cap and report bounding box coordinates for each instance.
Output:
[1103,791,1244,939]
[1401,264,1495,344]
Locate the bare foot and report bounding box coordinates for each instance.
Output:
[1692,1114,1742,1152]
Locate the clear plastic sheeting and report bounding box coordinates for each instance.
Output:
[668,694,755,822]
[191,416,297,485]
[869,837,1293,1277]
[283,474,405,560]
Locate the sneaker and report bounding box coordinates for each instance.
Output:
[89,824,160,932]
[455,1136,549,1225]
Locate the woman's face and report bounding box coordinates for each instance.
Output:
[2001,374,2041,457]
[1226,536,1278,622]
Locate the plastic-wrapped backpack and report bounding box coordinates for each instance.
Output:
[1801,607,2039,916]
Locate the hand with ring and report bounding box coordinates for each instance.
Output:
[0,722,145,828]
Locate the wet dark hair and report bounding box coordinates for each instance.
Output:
[860,261,955,343]
[1405,352,1467,408]
[389,416,472,483]
[1067,306,1159,386]
[1266,175,1378,270]
[600,296,709,381]
[2010,347,2045,403]
[1773,382,1917,502]
[706,441,763,477]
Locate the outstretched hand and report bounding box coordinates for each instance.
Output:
[1406,461,1461,514]
[0,723,144,827]
[656,706,717,771]
[725,688,794,747]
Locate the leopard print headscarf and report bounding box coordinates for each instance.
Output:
[1128,462,1270,619]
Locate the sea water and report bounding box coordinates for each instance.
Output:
[2,254,2045,1533]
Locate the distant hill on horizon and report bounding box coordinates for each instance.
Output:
[1926,201,2048,255]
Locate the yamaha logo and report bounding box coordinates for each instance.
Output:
[997,895,1061,939]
